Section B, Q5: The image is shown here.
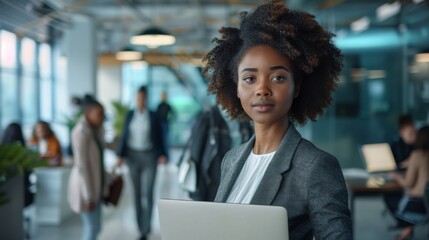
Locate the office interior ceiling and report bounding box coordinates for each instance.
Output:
[0,0,428,53]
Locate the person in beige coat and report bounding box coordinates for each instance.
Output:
[68,100,108,240]
[390,125,429,240]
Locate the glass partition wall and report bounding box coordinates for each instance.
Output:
[304,24,429,168]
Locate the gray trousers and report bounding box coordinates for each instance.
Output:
[127,148,157,236]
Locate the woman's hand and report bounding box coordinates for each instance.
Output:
[158,155,167,164]
[389,172,405,187]
[115,157,124,167]
[83,201,96,211]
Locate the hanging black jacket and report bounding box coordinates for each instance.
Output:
[182,106,232,201]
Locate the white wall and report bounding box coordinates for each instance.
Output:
[97,64,122,143]
[97,64,122,112]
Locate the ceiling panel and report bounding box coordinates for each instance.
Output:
[0,0,428,53]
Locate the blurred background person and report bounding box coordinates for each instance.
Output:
[68,100,108,240]
[156,91,173,160]
[383,115,417,224]
[390,115,416,171]
[1,122,26,146]
[116,86,166,240]
[388,125,429,240]
[28,120,63,166]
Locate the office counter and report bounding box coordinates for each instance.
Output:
[34,166,73,225]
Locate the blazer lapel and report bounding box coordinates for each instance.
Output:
[217,136,255,202]
[250,125,302,205]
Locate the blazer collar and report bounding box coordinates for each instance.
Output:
[250,124,302,205]
[218,124,302,204]
[218,134,255,202]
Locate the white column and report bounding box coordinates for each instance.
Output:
[64,14,97,98]
[53,14,97,152]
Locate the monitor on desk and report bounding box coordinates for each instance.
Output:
[361,143,397,173]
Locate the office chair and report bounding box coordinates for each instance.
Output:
[393,184,429,239]
[424,181,429,239]
[424,181,429,212]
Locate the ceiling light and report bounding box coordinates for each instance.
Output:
[191,58,203,66]
[367,70,386,79]
[377,1,401,22]
[351,17,370,32]
[115,47,142,61]
[416,53,429,63]
[413,0,424,4]
[130,27,176,48]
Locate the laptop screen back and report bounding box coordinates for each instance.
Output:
[158,199,289,240]
[361,143,397,173]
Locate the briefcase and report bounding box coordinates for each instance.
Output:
[104,173,123,206]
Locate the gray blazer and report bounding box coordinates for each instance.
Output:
[215,125,352,240]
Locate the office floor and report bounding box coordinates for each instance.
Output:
[27,149,428,240]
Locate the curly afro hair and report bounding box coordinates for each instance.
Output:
[203,0,343,125]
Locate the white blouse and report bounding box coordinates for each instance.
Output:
[227,151,276,204]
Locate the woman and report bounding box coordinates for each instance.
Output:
[390,126,429,240]
[203,1,352,239]
[68,100,108,240]
[28,120,63,166]
[1,122,26,146]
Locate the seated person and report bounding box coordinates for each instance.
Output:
[1,122,26,146]
[383,115,417,223]
[388,126,429,240]
[390,114,416,171]
[28,120,63,166]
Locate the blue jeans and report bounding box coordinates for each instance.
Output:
[80,201,102,240]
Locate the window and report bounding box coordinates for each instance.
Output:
[0,30,56,131]
[121,62,202,146]
[21,37,38,125]
[121,61,149,107]
[39,43,52,120]
[0,30,19,129]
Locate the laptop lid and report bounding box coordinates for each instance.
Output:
[361,143,397,173]
[158,199,289,240]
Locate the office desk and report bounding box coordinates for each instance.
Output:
[346,177,402,235]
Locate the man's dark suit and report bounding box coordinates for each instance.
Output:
[117,110,165,159]
[117,110,165,237]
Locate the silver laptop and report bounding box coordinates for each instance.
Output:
[158,199,289,240]
[361,143,397,173]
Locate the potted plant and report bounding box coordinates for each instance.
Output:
[106,101,130,150]
[112,101,129,138]
[0,144,47,205]
[0,143,47,238]
[60,110,83,156]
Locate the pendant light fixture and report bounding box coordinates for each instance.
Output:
[130,27,175,48]
[115,47,142,61]
[129,0,175,48]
